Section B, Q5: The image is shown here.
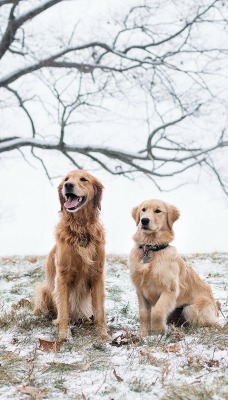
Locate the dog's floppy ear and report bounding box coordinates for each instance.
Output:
[167,204,180,229]
[93,179,104,210]
[132,205,140,226]
[58,183,65,211]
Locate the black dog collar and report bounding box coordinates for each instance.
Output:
[139,243,169,263]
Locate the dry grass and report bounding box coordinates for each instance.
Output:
[0,254,227,399]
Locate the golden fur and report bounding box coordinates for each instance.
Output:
[34,170,108,339]
[129,199,219,336]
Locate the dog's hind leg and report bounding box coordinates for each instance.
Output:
[34,246,57,317]
[33,283,56,316]
[183,298,219,327]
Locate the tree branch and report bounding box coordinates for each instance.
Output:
[0,0,63,59]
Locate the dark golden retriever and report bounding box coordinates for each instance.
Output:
[129,199,219,336]
[34,170,108,339]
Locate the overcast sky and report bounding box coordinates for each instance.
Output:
[0,0,228,257]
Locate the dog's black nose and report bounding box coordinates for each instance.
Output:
[141,218,150,226]
[64,182,74,191]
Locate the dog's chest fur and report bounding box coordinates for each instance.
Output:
[129,246,179,304]
[54,232,104,286]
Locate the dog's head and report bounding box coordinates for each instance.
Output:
[132,199,180,233]
[58,170,104,213]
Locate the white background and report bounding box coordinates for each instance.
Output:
[0,157,227,257]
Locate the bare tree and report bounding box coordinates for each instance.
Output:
[0,0,228,193]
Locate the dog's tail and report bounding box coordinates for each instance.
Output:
[182,299,219,326]
[33,283,56,317]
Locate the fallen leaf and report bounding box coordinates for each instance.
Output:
[113,369,123,382]
[139,350,158,363]
[17,385,48,399]
[7,276,19,281]
[205,359,219,368]
[111,330,139,347]
[80,363,90,371]
[36,338,64,352]
[170,325,185,341]
[11,299,31,310]
[73,316,94,327]
[163,343,181,353]
[187,355,204,367]
[174,330,185,341]
[11,337,19,344]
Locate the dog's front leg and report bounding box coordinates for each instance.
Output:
[91,277,109,339]
[137,291,151,336]
[151,290,178,333]
[53,272,69,339]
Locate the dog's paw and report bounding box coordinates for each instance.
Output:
[151,310,167,333]
[151,317,167,333]
[59,325,71,340]
[151,324,167,334]
[140,328,149,337]
[33,307,41,316]
[97,328,111,341]
[102,333,112,342]
[59,329,70,340]
[53,318,70,339]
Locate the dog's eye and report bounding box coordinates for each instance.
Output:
[80,177,88,182]
[64,177,69,182]
[142,208,146,212]
[155,209,161,213]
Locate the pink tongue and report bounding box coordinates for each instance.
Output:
[64,197,80,209]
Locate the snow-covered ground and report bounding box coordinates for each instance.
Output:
[0,253,227,400]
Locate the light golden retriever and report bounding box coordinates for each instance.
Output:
[129,199,219,336]
[34,170,108,339]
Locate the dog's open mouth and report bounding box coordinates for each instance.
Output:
[64,194,86,212]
